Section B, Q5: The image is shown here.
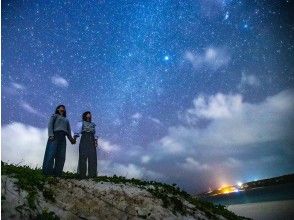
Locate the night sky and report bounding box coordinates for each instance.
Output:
[2,0,294,193]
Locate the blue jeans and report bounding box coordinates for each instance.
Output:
[42,131,66,176]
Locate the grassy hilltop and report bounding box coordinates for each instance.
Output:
[1,162,250,220]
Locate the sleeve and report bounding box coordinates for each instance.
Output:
[74,121,83,137]
[48,114,55,137]
[67,120,72,136]
[93,123,98,140]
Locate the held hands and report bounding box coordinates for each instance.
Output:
[71,138,76,144]
[95,140,98,148]
[69,136,76,145]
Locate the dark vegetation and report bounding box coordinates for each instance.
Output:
[243,173,294,189]
[1,161,250,220]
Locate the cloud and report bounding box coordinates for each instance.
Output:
[3,82,26,95]
[20,101,45,117]
[2,122,48,167]
[162,89,294,154]
[99,139,120,153]
[180,157,210,171]
[1,122,162,181]
[12,82,26,90]
[148,117,162,125]
[131,112,143,120]
[186,93,242,120]
[237,72,260,91]
[51,75,69,88]
[148,89,294,191]
[99,160,162,179]
[185,47,230,70]
[141,155,151,164]
[1,122,78,171]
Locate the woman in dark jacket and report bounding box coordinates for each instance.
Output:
[42,105,76,176]
[74,111,98,178]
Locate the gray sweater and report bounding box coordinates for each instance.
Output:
[48,114,72,137]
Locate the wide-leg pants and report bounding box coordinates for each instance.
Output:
[42,131,66,176]
[77,132,97,178]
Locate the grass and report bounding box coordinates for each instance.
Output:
[1,161,250,219]
[36,210,60,220]
[1,161,47,209]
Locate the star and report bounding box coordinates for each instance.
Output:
[164,55,170,61]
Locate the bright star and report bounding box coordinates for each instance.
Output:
[164,55,170,61]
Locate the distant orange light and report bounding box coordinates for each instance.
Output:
[218,185,237,195]
[218,184,228,190]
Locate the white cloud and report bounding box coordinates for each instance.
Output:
[141,155,151,164]
[185,47,230,70]
[180,157,210,171]
[20,102,44,117]
[159,134,184,154]
[99,139,120,153]
[148,117,162,125]
[98,160,142,178]
[186,93,242,120]
[131,112,142,120]
[237,72,260,90]
[12,82,26,90]
[1,122,78,172]
[2,122,48,167]
[51,75,69,88]
[98,160,162,180]
[159,89,294,154]
[3,82,26,95]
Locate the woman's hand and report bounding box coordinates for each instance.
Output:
[49,136,54,140]
[71,138,76,144]
[68,135,76,144]
[95,140,98,148]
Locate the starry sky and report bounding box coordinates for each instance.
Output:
[2,0,294,193]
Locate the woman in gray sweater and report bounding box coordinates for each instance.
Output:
[42,105,76,176]
[74,111,98,178]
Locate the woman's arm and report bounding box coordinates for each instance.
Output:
[74,122,83,138]
[67,121,76,144]
[48,114,56,138]
[94,123,98,147]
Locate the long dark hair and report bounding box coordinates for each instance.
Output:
[55,105,67,117]
[82,111,91,122]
